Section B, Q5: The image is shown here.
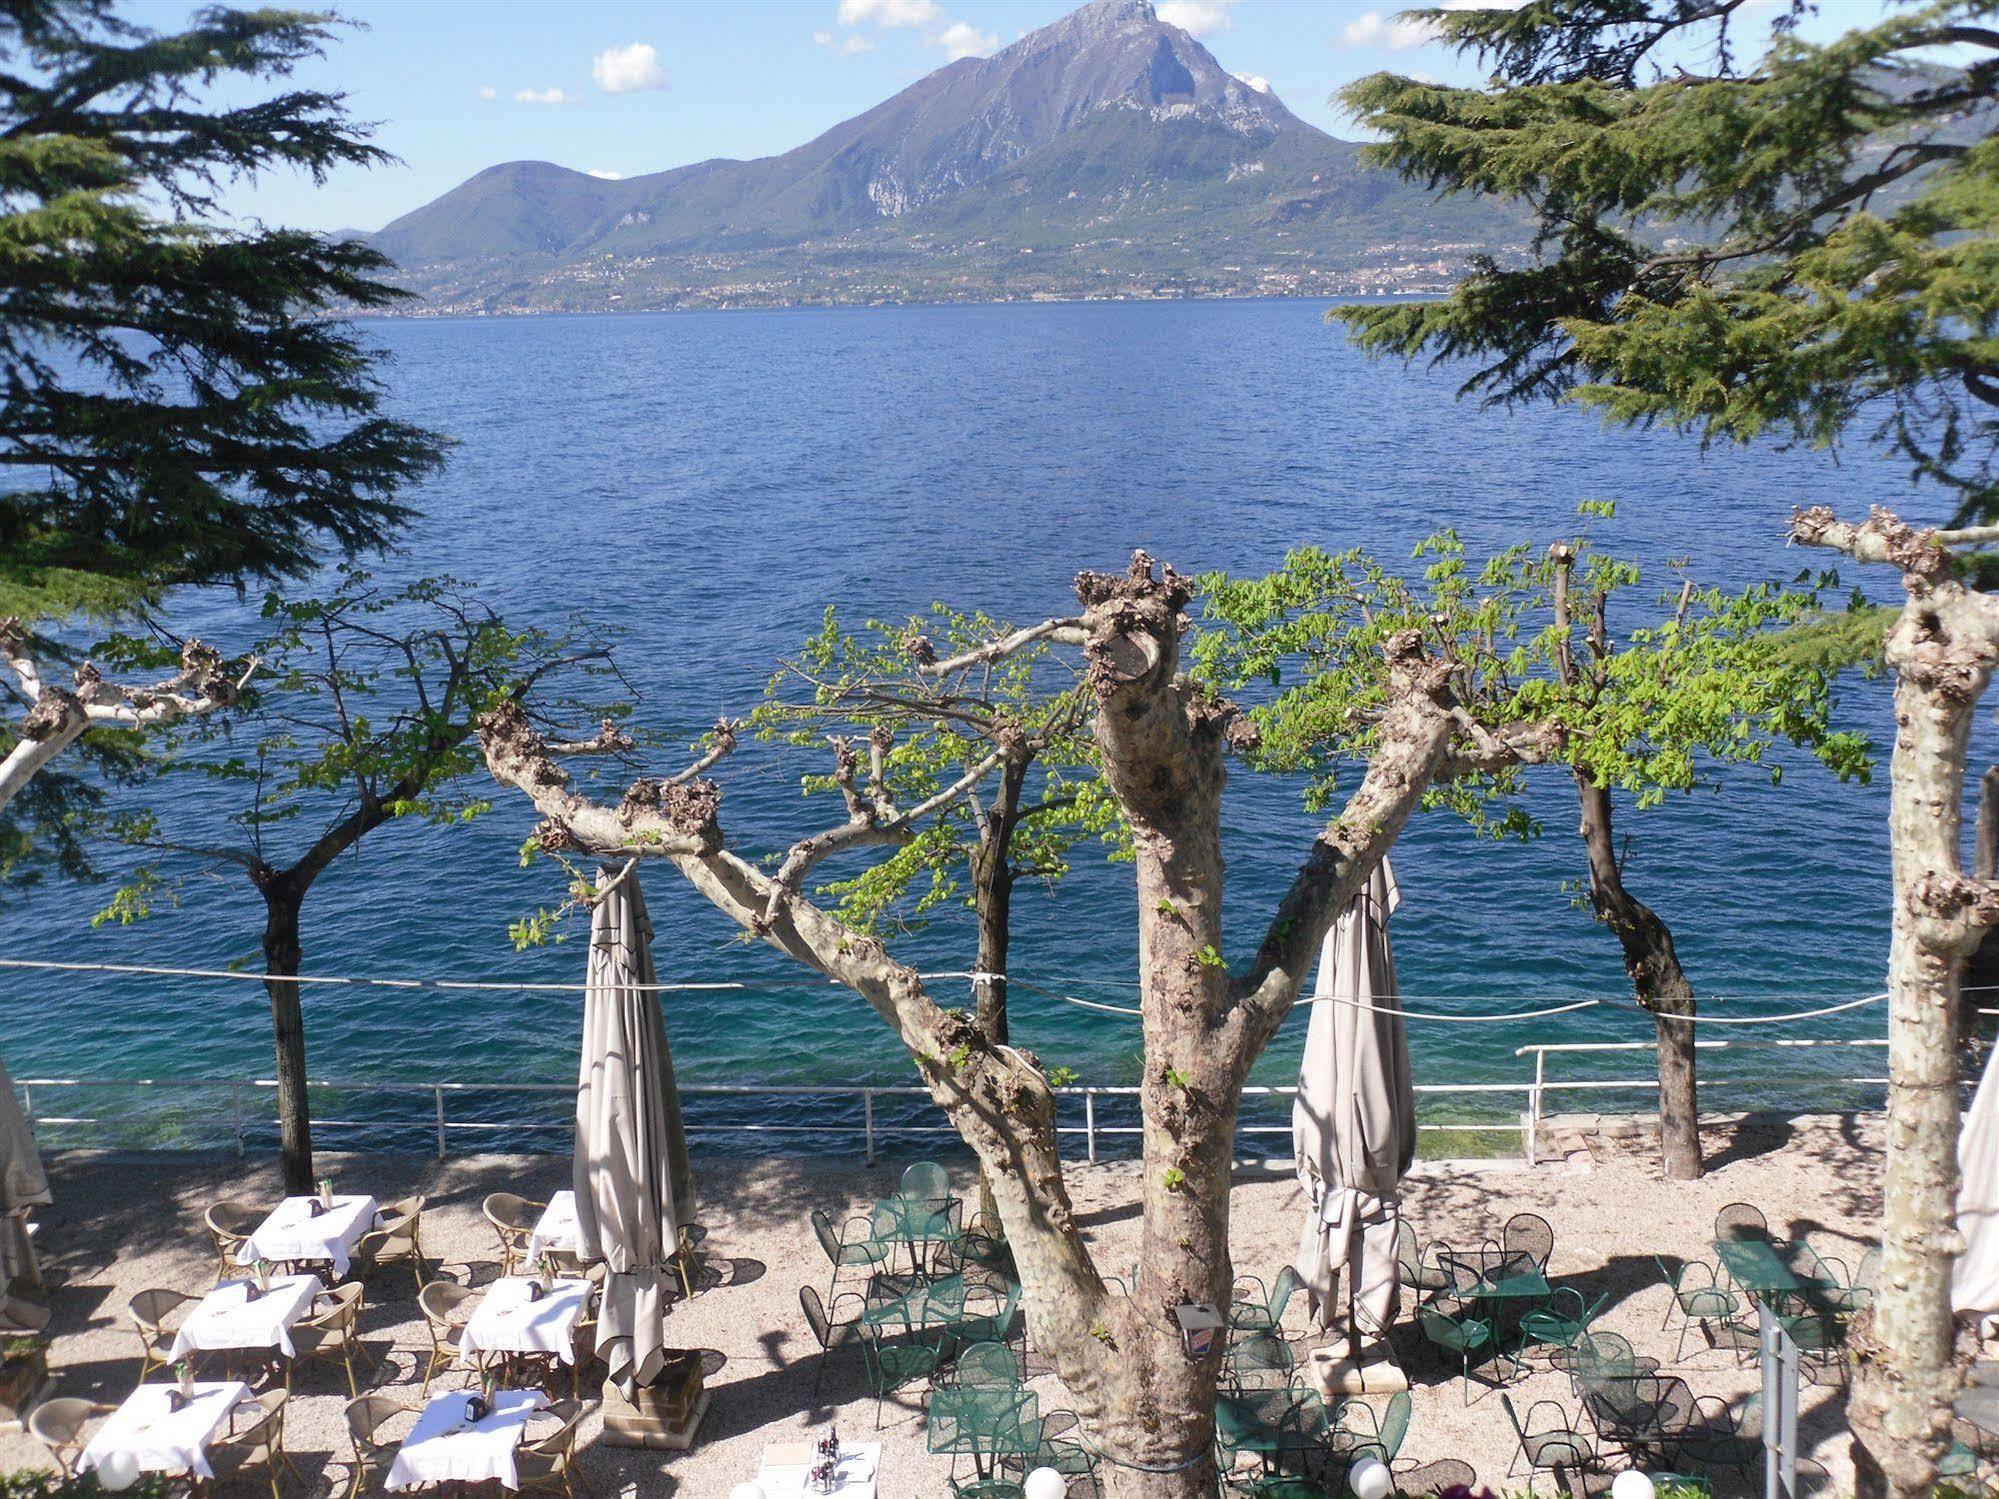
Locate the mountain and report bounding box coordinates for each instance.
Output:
[372,0,1527,313]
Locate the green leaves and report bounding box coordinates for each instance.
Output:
[1199,520,1870,838]
[1333,1,1999,526]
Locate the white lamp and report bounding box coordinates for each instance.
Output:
[95,1451,141,1493]
[1611,1472,1656,1499]
[1023,1468,1067,1499]
[1349,1457,1394,1499]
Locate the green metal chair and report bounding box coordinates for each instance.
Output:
[799,1284,866,1399]
[1395,1220,1452,1302]
[945,1339,1023,1389]
[1229,1265,1301,1335]
[1654,1256,1745,1364]
[1003,1408,1101,1496]
[858,1320,944,1428]
[1501,1393,1596,1491]
[900,1160,958,1222]
[931,1385,1040,1483]
[1519,1287,1606,1363]
[811,1206,893,1290]
[1676,1393,1758,1475]
[1225,1330,1297,1393]
[1417,1301,1511,1405]
[949,1273,1025,1353]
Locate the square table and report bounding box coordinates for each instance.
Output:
[169,1273,323,1363]
[527,1192,582,1263]
[757,1439,882,1498]
[1713,1238,1804,1302]
[385,1388,551,1492]
[80,1380,252,1481]
[238,1195,378,1278]
[460,1276,594,1368]
[861,1271,965,1334]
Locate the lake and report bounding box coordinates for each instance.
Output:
[0,297,1946,1157]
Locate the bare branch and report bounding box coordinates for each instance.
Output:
[915,617,1087,676]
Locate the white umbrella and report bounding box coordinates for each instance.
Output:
[574,865,695,1397]
[1293,857,1416,1352]
[1954,1037,1999,1319]
[0,1055,51,1317]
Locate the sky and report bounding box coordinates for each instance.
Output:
[117,0,1877,233]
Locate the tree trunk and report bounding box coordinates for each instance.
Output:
[1849,616,1989,1499]
[259,878,314,1195]
[1573,772,1703,1178]
[969,758,1024,1232]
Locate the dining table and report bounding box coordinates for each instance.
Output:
[757,1439,882,1497]
[168,1272,323,1371]
[384,1387,552,1492]
[459,1276,594,1383]
[79,1380,252,1482]
[237,1195,378,1278]
[527,1191,584,1264]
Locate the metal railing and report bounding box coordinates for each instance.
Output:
[12,1035,1895,1167]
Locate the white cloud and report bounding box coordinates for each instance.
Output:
[1342,0,1526,49]
[476,85,497,101]
[814,28,875,55]
[586,169,624,180]
[936,19,996,59]
[1232,71,1271,94]
[514,87,569,105]
[837,0,942,26]
[593,42,666,94]
[1157,0,1236,35]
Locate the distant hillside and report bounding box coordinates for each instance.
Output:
[372,0,1530,313]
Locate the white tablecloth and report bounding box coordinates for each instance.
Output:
[80,1381,251,1480]
[385,1388,550,1492]
[757,1441,881,1498]
[526,1192,581,1262]
[460,1277,592,1367]
[169,1274,322,1361]
[237,1195,377,1277]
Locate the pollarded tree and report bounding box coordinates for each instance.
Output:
[1197,522,1866,1181]
[0,0,445,880]
[1792,505,1999,1499]
[99,574,622,1193]
[1334,0,1999,524]
[480,553,1559,1497]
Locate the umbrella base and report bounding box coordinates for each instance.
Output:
[1305,1338,1407,1395]
[599,1350,709,1450]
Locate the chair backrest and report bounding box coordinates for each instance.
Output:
[419,1279,476,1328]
[1715,1202,1768,1242]
[29,1397,97,1448]
[206,1200,261,1239]
[306,1281,363,1332]
[1503,1212,1555,1269]
[1232,1331,1293,1382]
[810,1208,843,1267]
[899,1160,950,1208]
[1394,1218,1421,1277]
[346,1394,406,1450]
[1416,1303,1460,1345]
[1500,1392,1529,1442]
[483,1193,541,1233]
[129,1288,192,1332]
[1266,1265,1299,1318]
[799,1284,833,1351]
[1377,1389,1411,1458]
[528,1399,586,1455]
[226,1390,287,1454]
[955,1341,1019,1387]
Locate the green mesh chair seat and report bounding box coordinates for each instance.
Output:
[931,1386,1041,1472]
[1502,1393,1595,1480]
[1417,1302,1508,1404]
[1520,1287,1607,1358]
[859,1324,944,1428]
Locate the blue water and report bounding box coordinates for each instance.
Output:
[0,298,1944,1154]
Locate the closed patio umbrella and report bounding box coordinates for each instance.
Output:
[0,1055,50,1311]
[1293,857,1416,1353]
[1954,1036,1999,1320]
[574,864,694,1397]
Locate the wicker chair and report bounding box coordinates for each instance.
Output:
[292,1281,373,1396]
[208,1388,303,1499]
[27,1397,114,1479]
[515,1398,599,1499]
[417,1279,479,1395]
[343,1394,412,1499]
[205,1201,264,1283]
[353,1196,428,1291]
[128,1287,201,1382]
[482,1193,545,1277]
